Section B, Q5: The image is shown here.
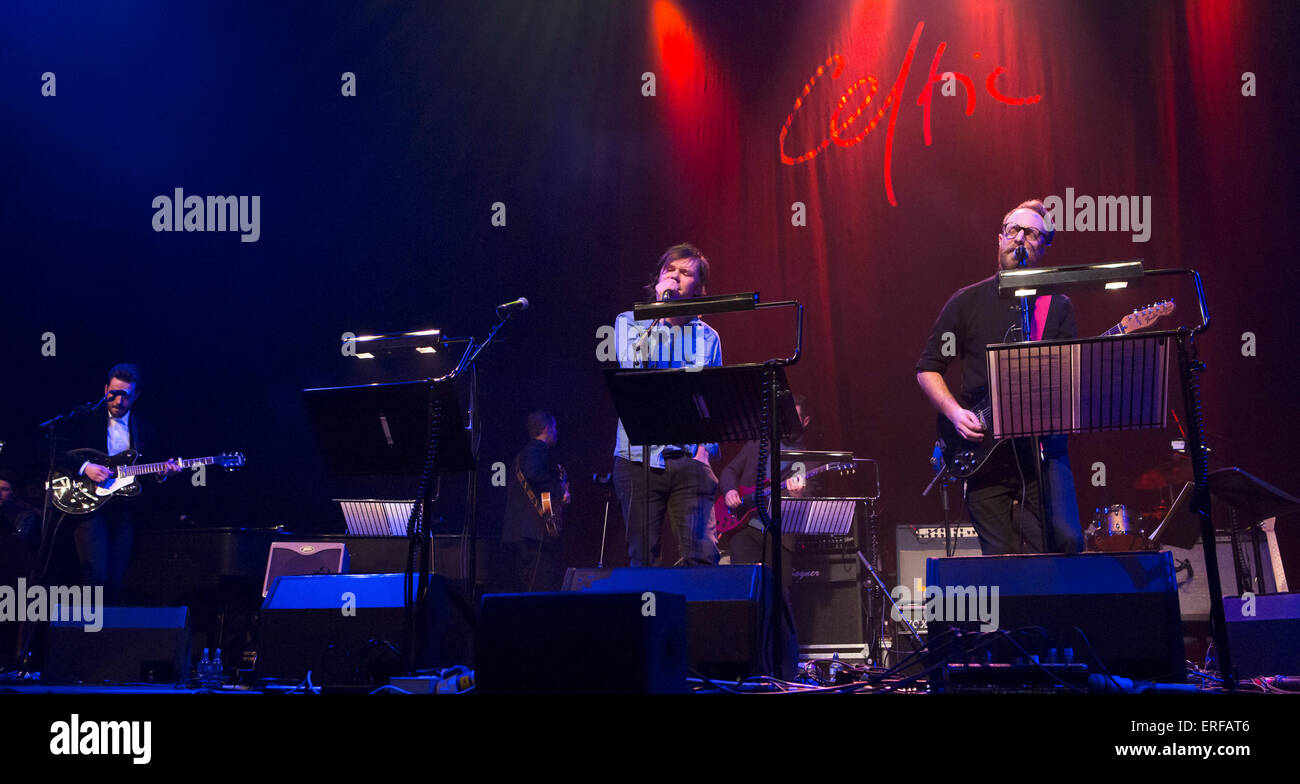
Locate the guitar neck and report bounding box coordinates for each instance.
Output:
[119,456,213,477]
[749,463,840,499]
[1100,321,1126,336]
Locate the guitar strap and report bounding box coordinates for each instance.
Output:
[514,455,558,538]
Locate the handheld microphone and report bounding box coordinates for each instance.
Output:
[496,297,530,313]
[660,288,676,301]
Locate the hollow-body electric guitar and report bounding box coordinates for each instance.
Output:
[47,448,246,514]
[936,300,1175,479]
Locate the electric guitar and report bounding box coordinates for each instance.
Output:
[539,464,567,538]
[715,462,855,536]
[936,299,1175,479]
[47,448,246,514]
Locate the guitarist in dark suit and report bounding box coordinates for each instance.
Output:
[719,394,811,570]
[916,200,1084,556]
[51,364,179,603]
[502,411,569,591]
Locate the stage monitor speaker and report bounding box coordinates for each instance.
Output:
[262,541,350,597]
[790,547,867,661]
[257,573,472,686]
[562,565,794,680]
[47,606,191,684]
[476,591,688,693]
[1224,592,1300,678]
[925,552,1185,682]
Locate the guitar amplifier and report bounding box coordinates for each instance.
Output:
[790,547,868,662]
[895,524,982,594]
[262,542,349,597]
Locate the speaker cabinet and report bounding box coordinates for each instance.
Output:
[47,607,191,684]
[925,552,1185,682]
[477,591,688,693]
[1224,592,1300,678]
[563,565,794,680]
[257,573,471,685]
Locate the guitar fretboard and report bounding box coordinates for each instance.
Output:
[119,456,216,477]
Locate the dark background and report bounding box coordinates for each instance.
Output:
[2,1,1297,574]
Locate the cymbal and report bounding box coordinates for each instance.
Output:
[1133,454,1192,490]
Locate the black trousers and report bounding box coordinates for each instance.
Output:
[964,437,1083,556]
[70,502,134,604]
[614,456,719,567]
[505,538,564,593]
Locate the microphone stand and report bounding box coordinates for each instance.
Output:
[636,288,673,568]
[1013,247,1054,553]
[19,397,106,670]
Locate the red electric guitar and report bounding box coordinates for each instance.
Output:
[714,461,855,536]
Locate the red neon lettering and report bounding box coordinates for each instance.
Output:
[986,66,1041,105]
[829,75,887,148]
[779,55,844,165]
[916,42,975,147]
[881,21,925,206]
[779,22,1042,206]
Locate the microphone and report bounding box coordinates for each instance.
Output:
[660,288,676,301]
[496,297,529,313]
[1014,246,1028,267]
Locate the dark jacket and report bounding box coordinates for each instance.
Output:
[53,406,155,477]
[502,439,564,543]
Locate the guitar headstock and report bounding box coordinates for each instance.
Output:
[1119,299,1176,333]
[216,452,246,470]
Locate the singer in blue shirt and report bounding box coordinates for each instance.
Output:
[611,243,723,566]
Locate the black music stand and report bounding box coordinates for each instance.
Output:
[302,378,475,674]
[993,263,1234,686]
[1209,468,1299,595]
[605,362,800,673]
[303,379,475,477]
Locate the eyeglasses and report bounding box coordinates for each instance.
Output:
[1001,223,1044,242]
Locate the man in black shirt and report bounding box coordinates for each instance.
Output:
[502,411,569,591]
[916,200,1083,555]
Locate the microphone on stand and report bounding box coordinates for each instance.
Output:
[1014,246,1031,339]
[496,297,530,314]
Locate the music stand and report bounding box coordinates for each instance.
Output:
[605,361,800,673]
[303,379,475,476]
[302,378,475,673]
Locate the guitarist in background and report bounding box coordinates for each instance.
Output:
[916,200,1084,556]
[502,411,569,591]
[53,363,180,603]
[719,394,811,571]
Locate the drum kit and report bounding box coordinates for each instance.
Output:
[1084,454,1192,552]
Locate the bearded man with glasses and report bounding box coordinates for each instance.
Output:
[915,200,1084,555]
